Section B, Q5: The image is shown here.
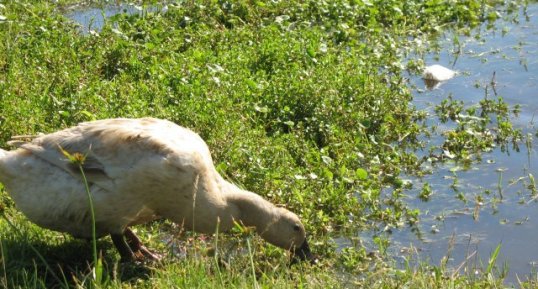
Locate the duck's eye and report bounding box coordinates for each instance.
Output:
[293,224,301,231]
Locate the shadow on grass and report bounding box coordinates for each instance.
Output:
[0,236,154,288]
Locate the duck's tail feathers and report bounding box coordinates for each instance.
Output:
[7,134,39,148]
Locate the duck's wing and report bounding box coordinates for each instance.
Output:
[21,141,110,182]
[16,118,213,194]
[17,118,189,190]
[19,139,115,191]
[8,133,107,180]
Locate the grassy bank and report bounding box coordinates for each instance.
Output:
[0,0,527,288]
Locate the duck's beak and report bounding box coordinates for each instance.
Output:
[290,239,316,264]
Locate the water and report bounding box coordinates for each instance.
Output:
[65,3,164,33]
[65,2,538,283]
[386,4,538,283]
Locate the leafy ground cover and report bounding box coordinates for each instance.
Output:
[0,0,528,288]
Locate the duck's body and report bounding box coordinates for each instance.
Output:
[0,118,312,261]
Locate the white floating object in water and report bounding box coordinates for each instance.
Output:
[422,64,457,90]
[422,64,457,82]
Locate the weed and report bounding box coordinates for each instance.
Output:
[59,146,104,286]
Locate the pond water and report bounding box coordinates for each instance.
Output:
[382,4,538,283]
[64,3,165,33]
[65,3,538,283]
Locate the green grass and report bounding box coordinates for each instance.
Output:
[0,0,528,288]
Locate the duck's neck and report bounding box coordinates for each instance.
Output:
[219,179,278,233]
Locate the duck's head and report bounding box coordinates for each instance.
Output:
[258,208,315,263]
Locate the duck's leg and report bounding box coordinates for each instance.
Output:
[124,228,162,261]
[111,233,137,262]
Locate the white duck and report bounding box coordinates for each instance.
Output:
[0,118,313,262]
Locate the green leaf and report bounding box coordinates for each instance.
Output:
[355,168,368,180]
[306,46,316,58]
[78,110,96,121]
[215,162,228,174]
[322,168,334,180]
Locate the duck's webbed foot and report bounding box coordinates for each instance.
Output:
[111,228,162,262]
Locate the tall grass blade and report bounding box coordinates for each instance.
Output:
[77,164,100,282]
[0,239,7,289]
[213,218,224,287]
[486,243,502,275]
[246,238,258,289]
[59,146,101,285]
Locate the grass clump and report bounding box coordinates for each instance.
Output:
[0,0,528,288]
